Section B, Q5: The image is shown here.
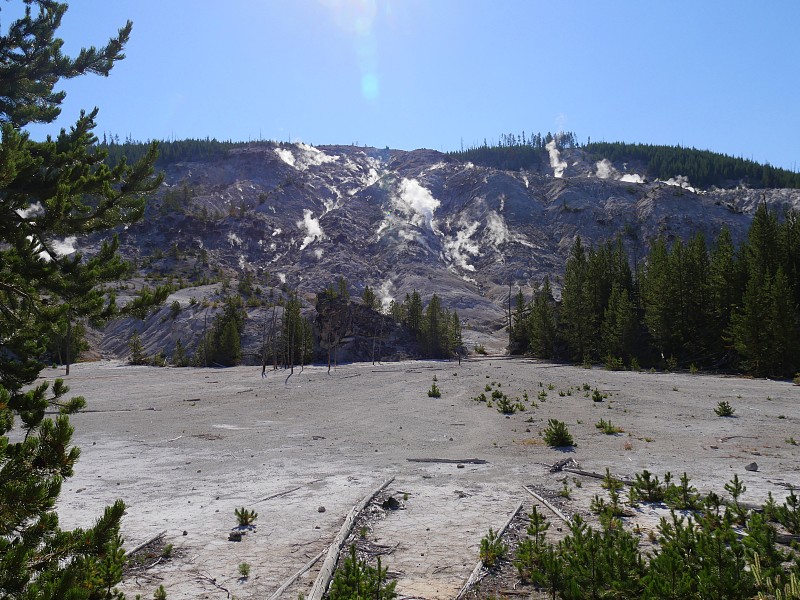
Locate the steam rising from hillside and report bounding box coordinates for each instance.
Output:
[297,209,324,250]
[546,140,567,178]
[395,178,440,229]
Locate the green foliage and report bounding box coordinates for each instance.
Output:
[715,400,736,417]
[153,585,168,600]
[238,562,251,578]
[427,379,441,398]
[585,140,800,189]
[592,388,607,402]
[543,419,574,447]
[329,545,397,600]
[195,295,246,367]
[595,419,623,434]
[234,507,258,527]
[0,9,159,597]
[474,344,488,355]
[362,285,379,310]
[632,469,666,503]
[514,506,550,584]
[479,528,507,568]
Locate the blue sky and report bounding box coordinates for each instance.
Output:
[10,1,800,170]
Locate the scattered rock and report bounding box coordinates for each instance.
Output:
[317,506,326,513]
[745,462,758,472]
[228,531,243,542]
[457,463,465,469]
[182,530,188,536]
[382,496,400,510]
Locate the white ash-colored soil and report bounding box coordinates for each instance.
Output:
[48,358,799,599]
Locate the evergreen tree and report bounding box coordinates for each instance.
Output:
[0,3,162,596]
[601,286,638,363]
[362,285,379,311]
[560,237,594,361]
[528,277,557,359]
[404,291,423,338]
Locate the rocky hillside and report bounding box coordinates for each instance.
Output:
[88,141,800,360]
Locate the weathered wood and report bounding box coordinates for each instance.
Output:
[124,530,167,558]
[455,500,524,600]
[523,485,571,525]
[561,467,633,486]
[307,476,395,600]
[255,485,302,505]
[267,548,325,600]
[407,458,488,464]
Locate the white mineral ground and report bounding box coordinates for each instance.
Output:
[50,358,799,599]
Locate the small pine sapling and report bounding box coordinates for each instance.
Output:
[479,528,507,568]
[235,507,258,527]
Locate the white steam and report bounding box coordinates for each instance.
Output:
[595,159,618,179]
[620,173,645,184]
[663,175,695,192]
[546,140,567,178]
[485,211,509,247]
[297,209,324,250]
[51,236,78,257]
[379,280,395,311]
[443,221,480,272]
[595,159,645,184]
[274,143,338,171]
[395,178,440,229]
[16,202,44,218]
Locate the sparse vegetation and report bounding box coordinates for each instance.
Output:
[238,562,251,579]
[595,418,623,434]
[235,507,258,527]
[715,400,736,417]
[427,379,441,398]
[543,419,574,447]
[479,528,507,568]
[329,545,397,599]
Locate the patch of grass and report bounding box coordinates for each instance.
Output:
[595,418,624,434]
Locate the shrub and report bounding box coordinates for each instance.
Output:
[239,562,251,578]
[595,419,623,434]
[495,394,513,414]
[715,400,735,417]
[235,507,258,527]
[543,419,574,447]
[592,388,607,402]
[329,545,397,600]
[474,344,487,355]
[427,379,441,398]
[479,528,507,568]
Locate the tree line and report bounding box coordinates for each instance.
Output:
[585,141,800,189]
[447,132,800,190]
[513,205,800,378]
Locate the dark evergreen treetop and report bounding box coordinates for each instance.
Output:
[1,2,164,596]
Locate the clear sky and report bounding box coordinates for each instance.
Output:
[9,1,800,170]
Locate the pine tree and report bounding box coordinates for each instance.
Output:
[560,237,594,361]
[528,277,557,359]
[0,3,162,596]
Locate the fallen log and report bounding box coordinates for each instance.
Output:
[307,476,395,600]
[124,530,167,558]
[522,486,571,525]
[455,500,524,600]
[267,549,325,600]
[407,458,488,464]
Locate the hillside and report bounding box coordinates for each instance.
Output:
[85,140,800,362]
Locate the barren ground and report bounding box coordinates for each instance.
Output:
[49,358,799,599]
